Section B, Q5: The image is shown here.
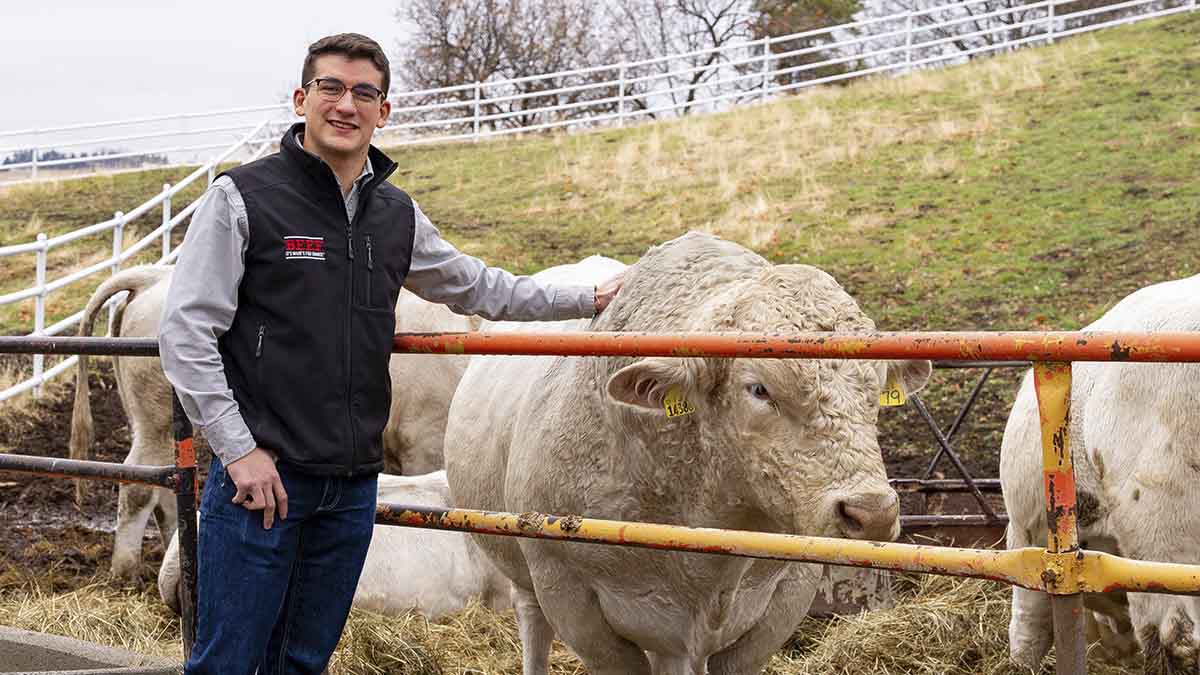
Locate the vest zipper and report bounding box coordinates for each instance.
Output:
[345,217,357,476]
[365,234,374,306]
[255,323,266,385]
[255,323,265,357]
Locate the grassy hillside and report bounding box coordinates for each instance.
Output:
[388,14,1198,332]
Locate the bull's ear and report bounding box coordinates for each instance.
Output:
[885,360,933,396]
[606,358,688,410]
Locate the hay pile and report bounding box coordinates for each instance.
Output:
[0,571,1142,674]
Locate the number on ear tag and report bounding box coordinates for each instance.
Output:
[879,370,907,407]
[663,386,696,417]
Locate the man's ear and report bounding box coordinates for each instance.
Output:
[293,87,306,117]
[882,360,933,396]
[606,357,689,411]
[376,99,391,128]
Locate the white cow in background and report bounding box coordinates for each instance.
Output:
[159,470,510,619]
[70,266,477,580]
[1002,274,1200,673]
[446,233,931,675]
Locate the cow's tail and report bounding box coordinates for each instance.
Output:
[69,265,171,503]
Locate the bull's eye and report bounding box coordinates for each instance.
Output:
[748,383,771,401]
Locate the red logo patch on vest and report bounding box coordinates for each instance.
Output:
[284,236,325,261]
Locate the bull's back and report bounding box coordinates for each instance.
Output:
[1001,274,1200,542]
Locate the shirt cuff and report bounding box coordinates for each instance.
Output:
[553,285,596,320]
[204,413,258,467]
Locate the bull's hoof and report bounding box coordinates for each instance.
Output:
[1141,613,1199,675]
[109,558,142,584]
[1009,633,1052,673]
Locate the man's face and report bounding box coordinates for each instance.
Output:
[293,54,391,161]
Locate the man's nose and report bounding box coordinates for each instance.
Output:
[334,89,357,114]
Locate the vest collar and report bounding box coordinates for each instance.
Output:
[280,122,398,197]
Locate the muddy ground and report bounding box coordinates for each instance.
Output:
[0,359,1019,596]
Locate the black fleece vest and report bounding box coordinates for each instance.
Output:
[217,123,415,476]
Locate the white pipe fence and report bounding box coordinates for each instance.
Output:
[0,121,276,400]
[0,0,1193,400]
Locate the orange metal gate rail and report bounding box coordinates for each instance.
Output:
[8,331,1200,675]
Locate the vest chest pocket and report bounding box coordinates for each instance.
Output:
[359,232,405,310]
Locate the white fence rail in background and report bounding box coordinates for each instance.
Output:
[0,0,1195,401]
[0,121,276,401]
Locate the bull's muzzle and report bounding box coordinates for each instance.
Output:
[835,490,900,541]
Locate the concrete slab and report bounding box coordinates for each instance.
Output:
[0,626,178,674]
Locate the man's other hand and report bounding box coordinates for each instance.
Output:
[226,447,288,529]
[594,270,625,314]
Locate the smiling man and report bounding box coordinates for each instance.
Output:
[159,33,622,674]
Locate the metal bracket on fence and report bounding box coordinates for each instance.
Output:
[908,393,999,522]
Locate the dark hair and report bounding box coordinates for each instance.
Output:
[302,33,390,95]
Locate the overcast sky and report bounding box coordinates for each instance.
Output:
[1,1,406,133]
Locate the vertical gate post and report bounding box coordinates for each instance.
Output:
[1048,0,1057,43]
[473,82,482,141]
[172,390,199,662]
[759,36,772,102]
[1033,362,1087,675]
[161,183,173,260]
[618,65,627,128]
[905,11,915,73]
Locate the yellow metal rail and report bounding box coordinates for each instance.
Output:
[375,503,1200,597]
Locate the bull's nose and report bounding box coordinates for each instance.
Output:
[836,491,900,541]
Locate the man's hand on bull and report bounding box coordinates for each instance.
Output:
[226,448,288,530]
[594,271,625,314]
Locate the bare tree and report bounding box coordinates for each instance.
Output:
[751,0,864,86]
[606,0,761,116]
[394,0,622,134]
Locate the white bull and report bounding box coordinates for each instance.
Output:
[1001,274,1200,673]
[446,233,931,675]
[159,470,510,618]
[70,265,477,579]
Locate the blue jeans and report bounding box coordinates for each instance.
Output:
[184,458,378,675]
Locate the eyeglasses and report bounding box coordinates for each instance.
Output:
[303,77,386,105]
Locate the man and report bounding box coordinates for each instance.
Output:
[159,33,622,674]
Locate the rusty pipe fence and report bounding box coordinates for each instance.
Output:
[3,331,1200,675]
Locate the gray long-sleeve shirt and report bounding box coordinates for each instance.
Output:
[160,152,595,467]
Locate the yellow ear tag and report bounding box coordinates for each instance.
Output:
[663,386,696,418]
[879,370,907,407]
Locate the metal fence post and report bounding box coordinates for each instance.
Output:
[1033,362,1087,675]
[473,81,482,141]
[161,183,173,260]
[1048,0,1057,43]
[109,212,124,329]
[30,134,39,182]
[32,233,47,397]
[759,36,772,102]
[618,65,627,128]
[111,212,124,276]
[905,11,915,73]
[171,390,199,661]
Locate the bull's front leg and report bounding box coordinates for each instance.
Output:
[1008,523,1054,672]
[523,552,651,675]
[707,564,820,675]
